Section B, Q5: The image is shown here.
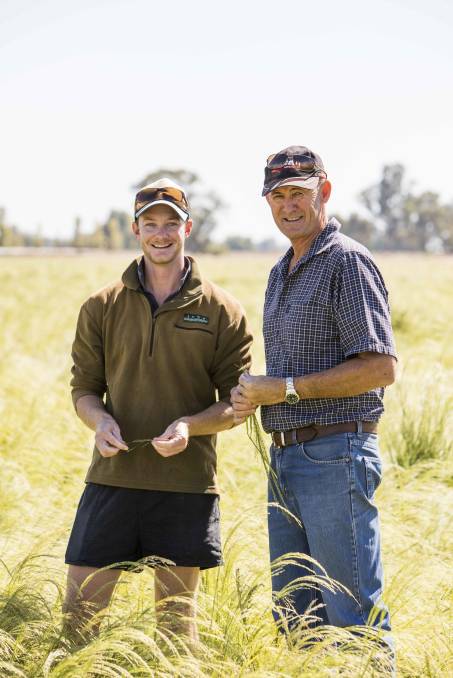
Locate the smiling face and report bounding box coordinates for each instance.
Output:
[132,203,192,266]
[266,180,331,254]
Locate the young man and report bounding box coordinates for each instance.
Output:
[65,178,252,644]
[231,147,397,643]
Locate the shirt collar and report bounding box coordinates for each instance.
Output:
[278,217,341,277]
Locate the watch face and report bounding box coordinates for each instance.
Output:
[285,392,300,405]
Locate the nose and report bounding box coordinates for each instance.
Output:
[152,226,172,238]
[282,195,299,212]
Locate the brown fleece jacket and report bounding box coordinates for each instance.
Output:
[70,256,252,494]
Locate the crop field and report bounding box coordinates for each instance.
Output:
[0,252,452,677]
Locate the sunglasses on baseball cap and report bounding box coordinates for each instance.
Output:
[134,179,190,221]
[262,146,327,196]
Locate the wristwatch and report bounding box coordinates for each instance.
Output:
[285,377,300,405]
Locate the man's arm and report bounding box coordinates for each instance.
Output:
[152,401,235,457]
[231,352,397,418]
[77,396,236,459]
[76,394,128,457]
[233,250,397,421]
[71,300,127,457]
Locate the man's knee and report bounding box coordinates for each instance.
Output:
[154,565,200,601]
[63,564,121,640]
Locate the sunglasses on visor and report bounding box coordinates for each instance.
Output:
[266,153,327,177]
[135,186,189,217]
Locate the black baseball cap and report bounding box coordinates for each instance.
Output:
[262,145,326,196]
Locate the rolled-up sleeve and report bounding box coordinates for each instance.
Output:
[70,299,106,409]
[334,252,397,359]
[211,308,253,402]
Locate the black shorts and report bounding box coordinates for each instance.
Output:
[65,483,222,570]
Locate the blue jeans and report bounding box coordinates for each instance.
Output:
[268,431,391,638]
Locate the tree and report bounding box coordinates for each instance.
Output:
[437,203,453,253]
[89,223,107,249]
[359,164,453,252]
[73,216,83,248]
[224,235,254,251]
[34,224,44,248]
[133,168,224,252]
[334,213,376,249]
[360,164,408,249]
[108,210,135,249]
[256,238,280,252]
[0,224,25,246]
[403,191,443,252]
[0,208,6,246]
[0,210,26,246]
[104,210,135,249]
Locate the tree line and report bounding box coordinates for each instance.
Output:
[336,164,453,252]
[1,164,452,252]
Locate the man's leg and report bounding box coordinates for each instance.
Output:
[284,433,391,638]
[268,445,329,631]
[138,490,221,646]
[63,484,141,641]
[154,566,200,645]
[63,565,122,641]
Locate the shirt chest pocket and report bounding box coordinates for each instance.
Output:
[172,322,216,362]
[174,322,214,335]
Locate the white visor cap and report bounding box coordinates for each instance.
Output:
[135,200,189,221]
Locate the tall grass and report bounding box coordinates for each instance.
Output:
[0,534,396,677]
[385,380,452,468]
[1,253,452,676]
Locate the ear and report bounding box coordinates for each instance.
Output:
[320,180,332,204]
[132,220,140,238]
[184,219,193,238]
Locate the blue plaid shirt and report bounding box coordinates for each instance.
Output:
[261,218,397,432]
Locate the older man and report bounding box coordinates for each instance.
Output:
[231,147,397,640]
[65,178,252,644]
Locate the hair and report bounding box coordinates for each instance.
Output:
[314,178,329,226]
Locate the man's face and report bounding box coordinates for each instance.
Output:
[266,181,331,245]
[132,204,192,265]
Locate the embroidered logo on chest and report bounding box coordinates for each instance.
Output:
[183,313,209,325]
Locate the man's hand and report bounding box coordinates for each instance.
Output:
[237,373,285,407]
[95,416,128,457]
[152,420,190,458]
[230,385,257,424]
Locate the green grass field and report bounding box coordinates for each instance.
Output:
[0,252,452,677]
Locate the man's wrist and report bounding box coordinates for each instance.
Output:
[95,411,115,430]
[175,417,192,436]
[276,377,287,404]
[293,376,308,400]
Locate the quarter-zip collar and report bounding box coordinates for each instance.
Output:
[121,255,204,312]
[137,256,192,313]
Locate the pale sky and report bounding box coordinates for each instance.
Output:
[1,0,452,243]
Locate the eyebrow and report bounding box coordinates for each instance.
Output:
[272,188,306,197]
[142,216,181,224]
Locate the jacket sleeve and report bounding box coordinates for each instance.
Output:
[211,305,253,402]
[70,298,107,410]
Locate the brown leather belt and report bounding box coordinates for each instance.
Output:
[271,422,378,447]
